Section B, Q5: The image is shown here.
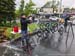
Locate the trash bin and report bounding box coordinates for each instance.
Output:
[13,26,19,33]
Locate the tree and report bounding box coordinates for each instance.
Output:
[16,0,37,17]
[0,0,15,26]
[24,0,36,16]
[0,0,15,17]
[19,0,25,15]
[15,9,19,18]
[32,8,38,14]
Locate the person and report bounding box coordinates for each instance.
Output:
[28,16,33,21]
[20,14,32,47]
[62,12,70,32]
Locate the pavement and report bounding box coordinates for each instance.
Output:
[32,26,75,56]
[0,19,75,56]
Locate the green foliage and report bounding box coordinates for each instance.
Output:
[0,0,15,27]
[16,0,37,17]
[28,23,38,33]
[15,9,20,17]
[0,0,15,17]
[16,0,25,17]
[24,0,36,16]
[5,23,38,39]
[32,9,38,14]
[16,0,36,16]
[19,0,25,15]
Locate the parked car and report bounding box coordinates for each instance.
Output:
[49,16,60,21]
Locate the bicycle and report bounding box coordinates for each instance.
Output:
[46,19,64,48]
[37,19,64,48]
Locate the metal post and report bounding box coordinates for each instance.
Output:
[59,0,62,18]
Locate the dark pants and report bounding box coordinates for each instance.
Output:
[21,30,29,46]
[64,18,69,32]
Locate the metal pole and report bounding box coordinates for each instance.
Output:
[59,0,62,18]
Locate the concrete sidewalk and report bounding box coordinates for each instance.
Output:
[0,26,75,56]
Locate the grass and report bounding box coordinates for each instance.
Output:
[17,22,39,32]
[5,23,39,39]
[28,23,39,33]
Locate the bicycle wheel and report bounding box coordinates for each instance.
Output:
[56,26,64,48]
[49,32,55,47]
[58,26,64,41]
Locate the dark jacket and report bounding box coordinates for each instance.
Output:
[20,18,31,31]
[64,15,70,26]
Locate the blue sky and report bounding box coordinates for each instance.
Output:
[15,0,75,9]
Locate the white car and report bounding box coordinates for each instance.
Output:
[49,16,60,21]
